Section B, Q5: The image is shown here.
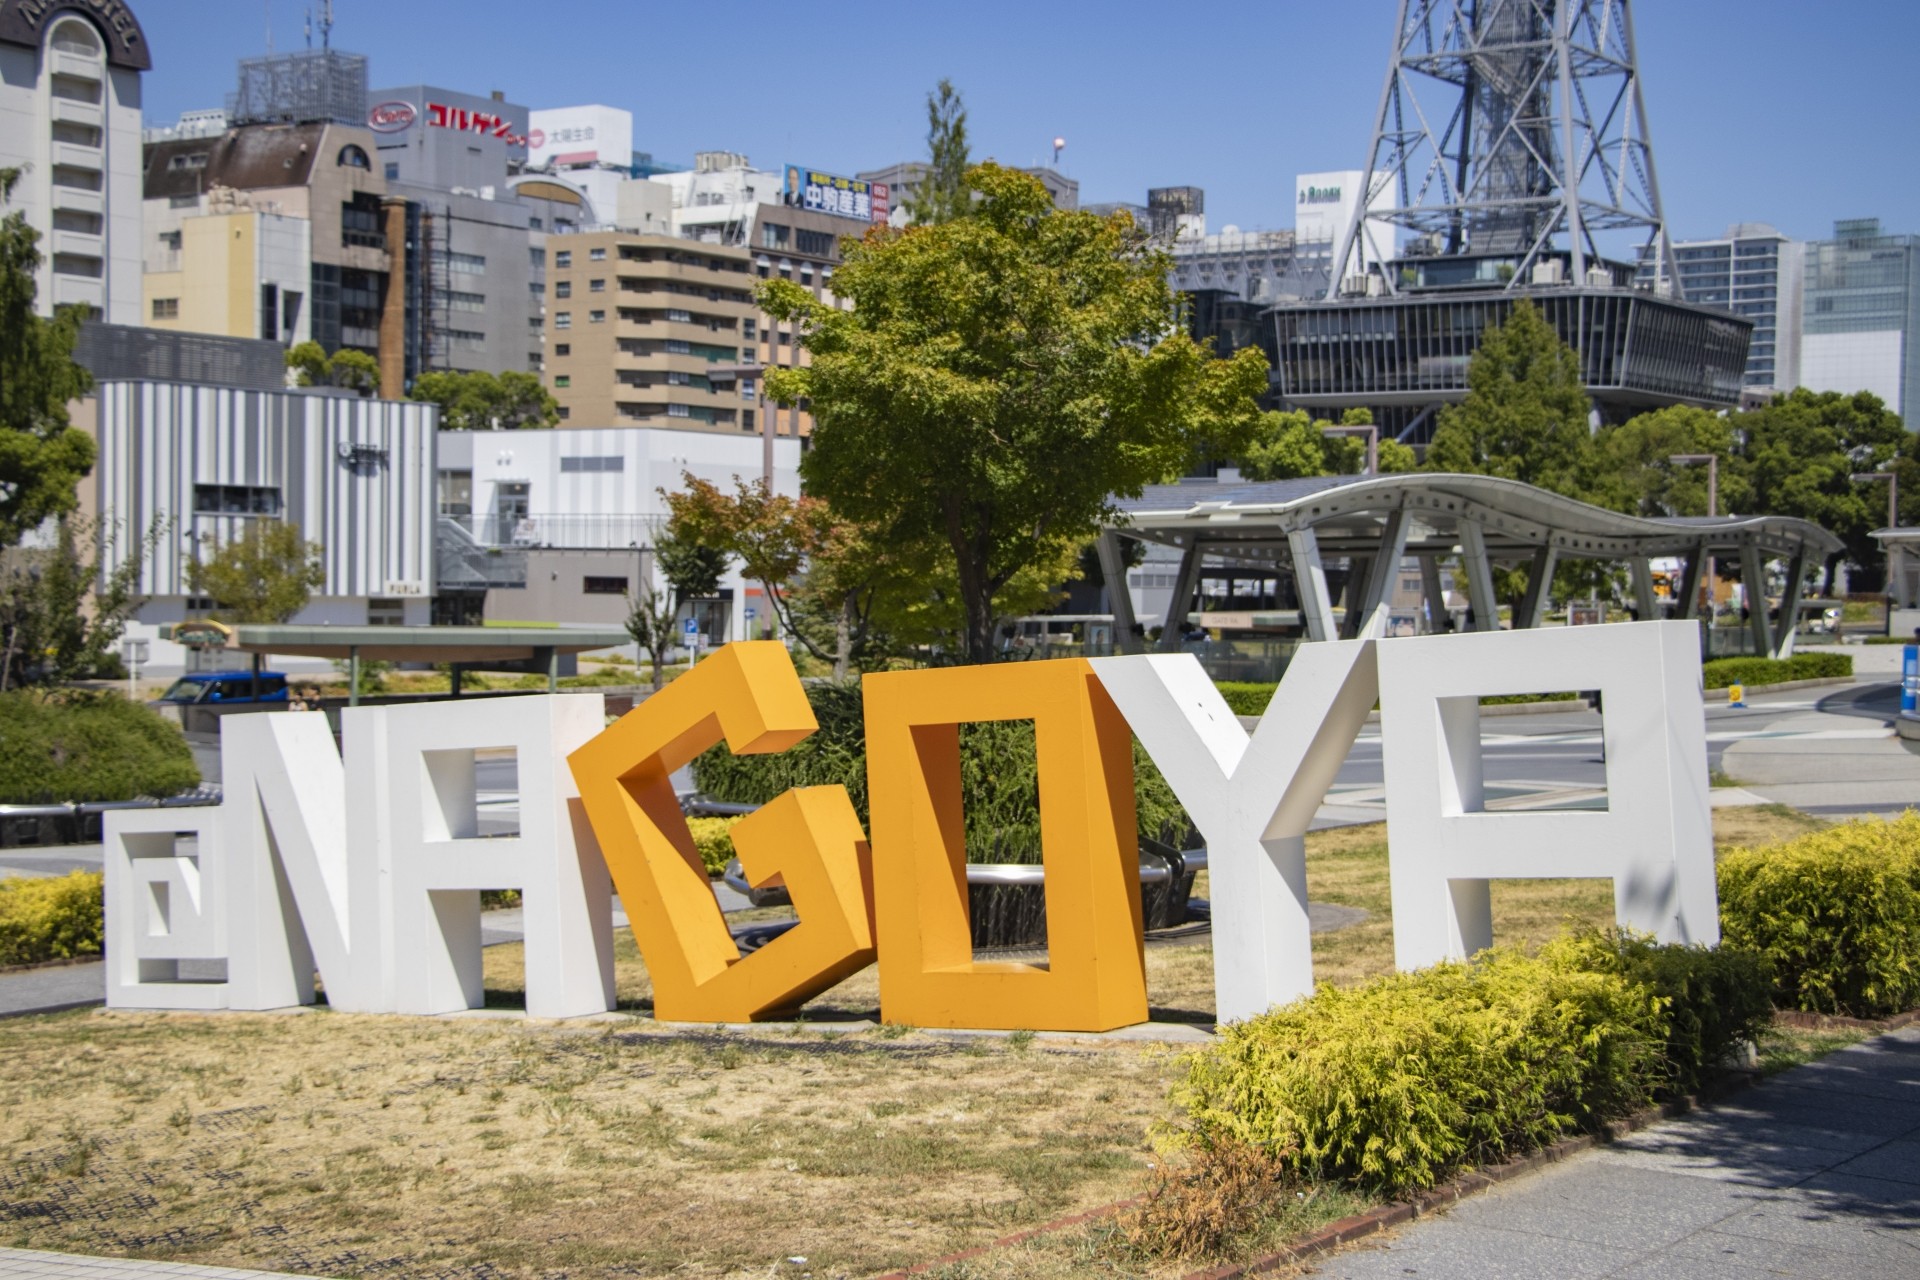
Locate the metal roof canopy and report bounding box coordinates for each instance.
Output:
[229,625,631,665]
[1099,473,1842,660]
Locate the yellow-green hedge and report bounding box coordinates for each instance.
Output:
[686,816,741,877]
[0,871,105,966]
[1718,812,1920,1018]
[1171,946,1665,1197]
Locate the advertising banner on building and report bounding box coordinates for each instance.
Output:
[785,166,889,223]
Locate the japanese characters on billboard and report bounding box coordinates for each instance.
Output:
[529,105,633,170]
[785,165,889,223]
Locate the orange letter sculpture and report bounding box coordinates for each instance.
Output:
[864,659,1148,1031]
[567,642,875,1022]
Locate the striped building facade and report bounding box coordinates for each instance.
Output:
[91,381,437,625]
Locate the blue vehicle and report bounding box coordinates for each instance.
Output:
[156,671,291,704]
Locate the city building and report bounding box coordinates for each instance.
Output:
[857,160,1077,225]
[436,425,800,637]
[0,0,150,324]
[79,379,438,632]
[141,183,311,347]
[1639,224,1804,399]
[1800,218,1920,424]
[542,230,755,431]
[1268,0,1750,442]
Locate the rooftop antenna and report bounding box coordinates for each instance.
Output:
[319,0,333,50]
[264,0,273,53]
[1052,136,1065,167]
[303,5,311,49]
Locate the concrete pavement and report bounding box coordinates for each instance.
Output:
[1313,1026,1920,1279]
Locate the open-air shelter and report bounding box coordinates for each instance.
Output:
[225,625,633,705]
[1096,473,1843,660]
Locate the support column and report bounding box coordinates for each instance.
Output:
[1340,556,1373,639]
[1740,544,1774,658]
[1418,554,1448,633]
[1287,528,1338,643]
[1630,557,1659,622]
[1095,531,1142,654]
[1353,508,1412,639]
[1516,544,1559,630]
[378,197,409,400]
[1773,548,1809,659]
[1458,520,1499,632]
[1155,540,1205,653]
[1674,546,1705,621]
[348,646,361,709]
[545,647,560,693]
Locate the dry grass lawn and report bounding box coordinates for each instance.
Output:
[0,806,1834,1279]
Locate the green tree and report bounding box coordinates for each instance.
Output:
[410,369,559,430]
[1424,299,1594,498]
[1238,409,1333,481]
[0,517,163,692]
[624,528,728,691]
[1590,404,1749,518]
[1740,388,1907,588]
[285,341,379,394]
[902,79,970,226]
[187,522,326,624]
[763,164,1267,663]
[0,168,95,550]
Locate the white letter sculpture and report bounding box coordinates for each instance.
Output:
[108,695,616,1017]
[1376,620,1717,970]
[1091,641,1377,1023]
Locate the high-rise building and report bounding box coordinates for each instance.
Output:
[1800,218,1920,425]
[857,160,1077,226]
[1639,224,1804,398]
[543,231,755,431]
[0,0,150,324]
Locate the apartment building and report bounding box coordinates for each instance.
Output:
[0,0,150,324]
[544,231,755,430]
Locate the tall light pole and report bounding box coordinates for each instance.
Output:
[1670,453,1718,619]
[1323,423,1380,475]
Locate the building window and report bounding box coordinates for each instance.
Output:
[555,312,572,329]
[555,250,572,268]
[742,317,757,340]
[158,229,182,251]
[446,329,486,351]
[554,375,570,388]
[761,223,790,249]
[583,576,628,595]
[740,378,756,401]
[337,144,371,169]
[384,162,400,180]
[667,308,691,322]
[368,599,405,626]
[589,247,606,261]
[558,406,570,420]
[555,343,570,356]
[667,403,690,418]
[193,484,281,516]
[665,339,689,354]
[560,455,624,473]
[797,229,835,257]
[589,278,605,292]
[48,18,101,55]
[667,370,690,385]
[151,297,179,320]
[555,280,571,298]
[449,252,486,272]
[589,309,606,323]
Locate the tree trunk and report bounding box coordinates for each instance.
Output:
[834,593,853,681]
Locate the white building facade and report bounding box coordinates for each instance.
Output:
[0,0,148,324]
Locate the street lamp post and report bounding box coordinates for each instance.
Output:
[1670,453,1718,620]
[1321,424,1380,475]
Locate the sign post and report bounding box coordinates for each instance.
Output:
[1902,645,1917,718]
[120,637,148,700]
[683,616,700,662]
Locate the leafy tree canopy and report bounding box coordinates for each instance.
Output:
[285,342,378,394]
[1590,404,1749,518]
[411,369,559,430]
[1424,298,1593,498]
[902,79,970,226]
[1740,388,1907,577]
[762,163,1267,662]
[187,522,326,624]
[1237,407,1417,481]
[0,168,95,550]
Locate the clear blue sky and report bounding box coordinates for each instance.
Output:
[141,0,1917,245]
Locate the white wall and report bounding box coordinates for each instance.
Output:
[1801,329,1904,408]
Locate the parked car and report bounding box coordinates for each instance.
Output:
[155,671,290,705]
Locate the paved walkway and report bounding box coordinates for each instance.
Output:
[0,1249,301,1280]
[1315,1026,1920,1278]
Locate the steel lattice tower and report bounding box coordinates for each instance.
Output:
[1332,0,1677,294]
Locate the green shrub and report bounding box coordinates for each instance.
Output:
[1215,682,1276,717]
[1170,948,1664,1197]
[0,871,105,966]
[691,680,1191,864]
[1543,929,1772,1093]
[1702,652,1852,690]
[686,816,741,876]
[1717,813,1920,1017]
[0,691,200,804]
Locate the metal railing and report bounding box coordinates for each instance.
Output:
[450,512,664,551]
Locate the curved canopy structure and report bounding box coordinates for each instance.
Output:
[1097,473,1841,660]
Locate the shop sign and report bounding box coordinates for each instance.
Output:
[366,100,416,133]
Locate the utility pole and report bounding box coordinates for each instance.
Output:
[1670,453,1718,618]
[1851,471,1899,532]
